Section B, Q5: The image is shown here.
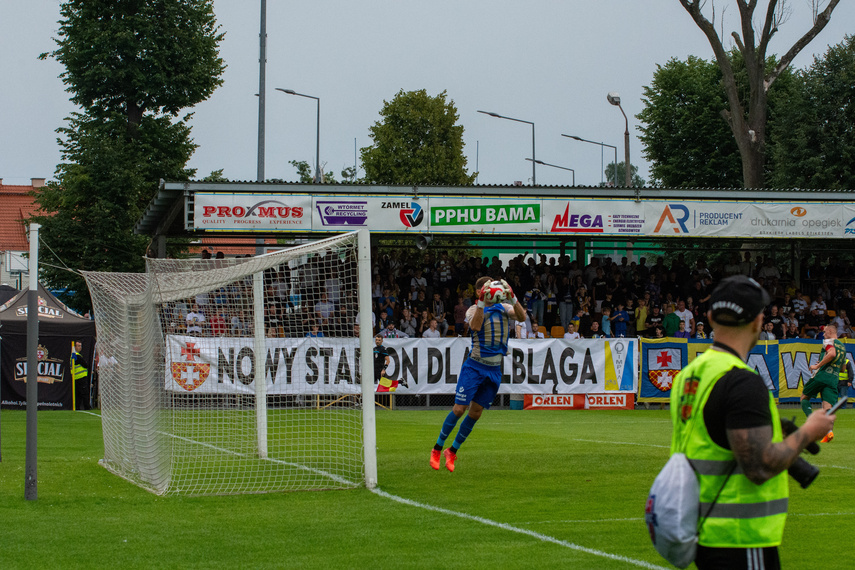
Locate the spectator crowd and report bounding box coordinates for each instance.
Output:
[162,247,855,343]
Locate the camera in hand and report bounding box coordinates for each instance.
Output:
[780,417,820,489]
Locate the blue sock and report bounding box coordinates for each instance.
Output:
[436,411,461,448]
[451,415,478,452]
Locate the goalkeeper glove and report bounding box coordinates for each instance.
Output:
[500,279,516,305]
[477,281,488,309]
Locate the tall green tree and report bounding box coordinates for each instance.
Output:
[637,52,795,187]
[604,161,645,188]
[770,35,855,189]
[678,0,841,188]
[638,56,742,187]
[33,0,225,312]
[360,89,476,185]
[42,0,225,130]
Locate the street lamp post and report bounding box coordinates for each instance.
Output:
[477,110,536,185]
[607,92,631,188]
[525,158,574,186]
[562,134,618,187]
[276,88,321,183]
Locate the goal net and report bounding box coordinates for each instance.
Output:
[82,230,376,495]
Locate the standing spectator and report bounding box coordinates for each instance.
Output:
[645,305,664,337]
[209,312,227,337]
[525,276,547,326]
[591,268,609,313]
[600,306,613,338]
[810,294,828,317]
[314,291,336,329]
[544,274,559,327]
[662,304,681,337]
[305,321,324,338]
[431,292,449,337]
[635,297,650,337]
[674,299,695,336]
[610,302,629,338]
[765,305,785,338]
[803,309,827,338]
[378,309,393,331]
[378,287,397,321]
[558,275,575,331]
[453,296,468,336]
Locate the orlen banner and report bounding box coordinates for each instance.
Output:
[164,336,637,396]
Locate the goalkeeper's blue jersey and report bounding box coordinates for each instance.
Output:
[469,303,511,367]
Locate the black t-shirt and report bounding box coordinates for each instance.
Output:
[373,345,388,377]
[703,366,772,449]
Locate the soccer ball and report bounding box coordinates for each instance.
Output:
[482,280,509,305]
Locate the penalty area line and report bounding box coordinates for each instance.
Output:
[371,487,668,570]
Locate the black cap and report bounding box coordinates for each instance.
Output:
[709,275,770,326]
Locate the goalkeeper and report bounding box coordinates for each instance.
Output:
[430,276,526,472]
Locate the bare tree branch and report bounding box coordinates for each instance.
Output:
[767,0,840,89]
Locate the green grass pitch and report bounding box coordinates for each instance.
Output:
[0,407,851,569]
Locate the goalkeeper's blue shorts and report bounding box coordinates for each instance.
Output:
[455,359,501,408]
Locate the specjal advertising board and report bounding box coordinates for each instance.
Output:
[193,193,855,238]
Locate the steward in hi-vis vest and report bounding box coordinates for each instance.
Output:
[669,276,835,570]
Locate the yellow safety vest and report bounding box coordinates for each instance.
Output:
[71,350,88,381]
[670,348,788,548]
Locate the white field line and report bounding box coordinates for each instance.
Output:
[567,438,670,449]
[371,488,669,570]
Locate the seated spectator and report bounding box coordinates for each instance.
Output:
[810,294,827,317]
[832,309,852,338]
[185,303,205,336]
[231,310,250,336]
[563,323,581,340]
[417,309,433,337]
[694,322,708,339]
[314,292,336,327]
[783,321,802,339]
[653,325,665,339]
[589,320,606,339]
[758,322,776,341]
[765,305,785,338]
[529,317,546,339]
[422,318,442,339]
[209,312,227,337]
[674,321,691,339]
[803,308,827,339]
[378,309,393,331]
[399,308,418,337]
[305,321,324,338]
[381,320,409,339]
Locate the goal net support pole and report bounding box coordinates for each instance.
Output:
[357,229,377,489]
[253,271,268,459]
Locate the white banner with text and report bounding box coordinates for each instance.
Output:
[164,336,638,395]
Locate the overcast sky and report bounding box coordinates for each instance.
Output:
[2,1,853,188]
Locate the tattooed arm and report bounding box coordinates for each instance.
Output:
[727,411,835,485]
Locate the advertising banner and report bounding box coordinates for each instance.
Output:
[165,336,637,396]
[639,338,853,403]
[523,393,635,410]
[193,192,855,239]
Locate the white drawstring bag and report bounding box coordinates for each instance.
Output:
[644,452,699,569]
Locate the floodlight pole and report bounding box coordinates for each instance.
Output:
[25,223,40,500]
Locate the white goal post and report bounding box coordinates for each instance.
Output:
[82,230,376,495]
